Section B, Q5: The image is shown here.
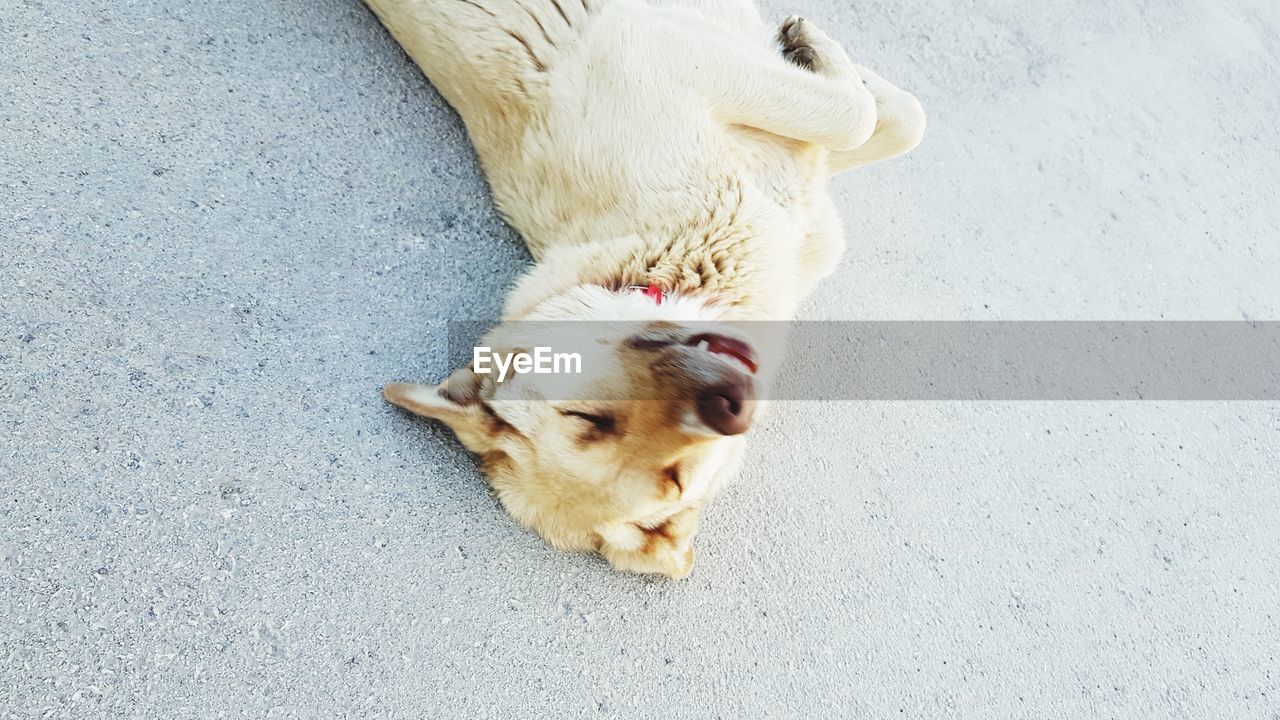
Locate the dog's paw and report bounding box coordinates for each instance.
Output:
[855,63,927,147]
[777,16,854,77]
[597,508,700,579]
[608,541,695,579]
[778,16,820,70]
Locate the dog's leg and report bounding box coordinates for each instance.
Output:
[362,0,552,163]
[795,194,847,293]
[660,0,770,39]
[773,17,925,173]
[664,17,878,152]
[825,65,926,174]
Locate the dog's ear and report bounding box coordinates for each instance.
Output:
[383,369,506,453]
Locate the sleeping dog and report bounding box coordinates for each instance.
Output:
[371,0,924,577]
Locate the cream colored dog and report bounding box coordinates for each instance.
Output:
[371,0,924,577]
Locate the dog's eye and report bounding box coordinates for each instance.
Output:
[663,465,683,494]
[561,410,616,434]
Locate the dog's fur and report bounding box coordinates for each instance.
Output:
[370,0,924,577]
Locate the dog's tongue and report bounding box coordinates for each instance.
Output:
[703,335,758,374]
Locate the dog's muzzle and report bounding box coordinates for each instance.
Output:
[629,327,759,436]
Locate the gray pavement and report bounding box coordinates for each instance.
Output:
[3,0,1279,717]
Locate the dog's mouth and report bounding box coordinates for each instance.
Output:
[623,325,760,434]
[685,333,758,376]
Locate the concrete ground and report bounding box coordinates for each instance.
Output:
[3,0,1278,717]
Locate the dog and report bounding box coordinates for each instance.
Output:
[370,0,924,577]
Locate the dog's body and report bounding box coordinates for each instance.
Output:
[372,0,924,576]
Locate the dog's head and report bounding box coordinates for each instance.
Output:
[384,286,772,563]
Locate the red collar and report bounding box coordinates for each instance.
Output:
[630,283,666,305]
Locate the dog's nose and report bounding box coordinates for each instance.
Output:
[695,375,756,435]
